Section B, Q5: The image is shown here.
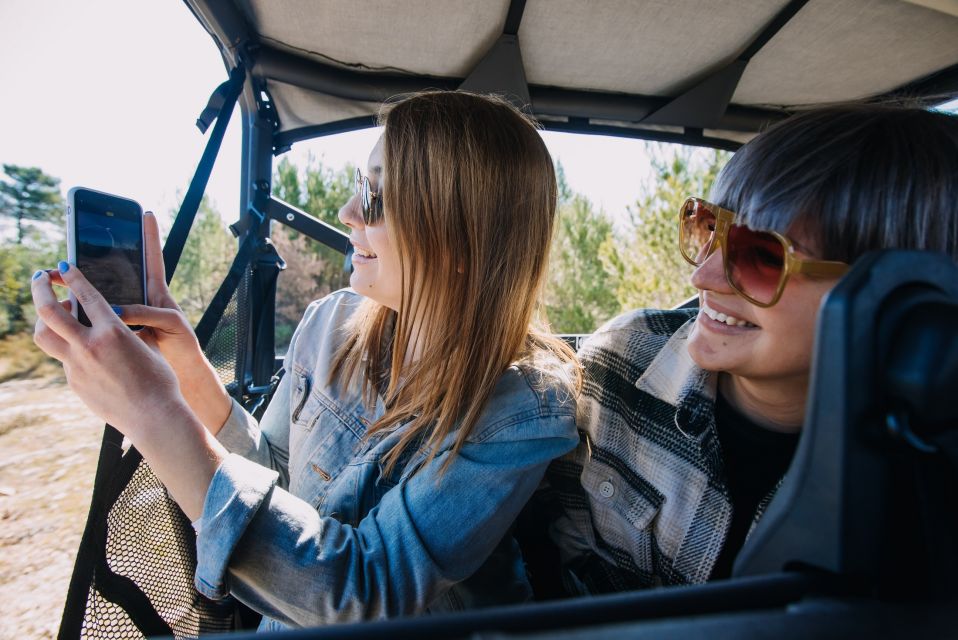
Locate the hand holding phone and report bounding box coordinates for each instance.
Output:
[66,187,147,327]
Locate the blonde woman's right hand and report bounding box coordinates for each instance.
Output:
[49,212,201,372]
[51,211,232,433]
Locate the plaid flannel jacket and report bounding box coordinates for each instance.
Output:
[547,306,757,594]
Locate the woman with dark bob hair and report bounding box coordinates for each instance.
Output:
[31,91,581,630]
[548,104,958,593]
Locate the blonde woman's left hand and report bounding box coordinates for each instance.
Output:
[31,263,187,438]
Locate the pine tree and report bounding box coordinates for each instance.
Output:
[271,155,354,347]
[610,144,730,310]
[544,161,620,334]
[168,196,235,326]
[0,164,64,245]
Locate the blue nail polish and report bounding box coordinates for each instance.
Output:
[32,270,44,280]
[111,305,123,316]
[58,261,70,273]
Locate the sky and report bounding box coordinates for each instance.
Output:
[0,0,656,235]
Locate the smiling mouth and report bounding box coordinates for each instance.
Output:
[701,301,757,328]
[352,245,377,259]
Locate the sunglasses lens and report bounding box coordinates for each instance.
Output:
[681,200,717,264]
[355,170,384,226]
[726,225,786,305]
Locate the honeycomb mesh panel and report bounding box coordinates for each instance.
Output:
[205,275,248,386]
[63,262,255,639]
[82,582,136,639]
[78,459,236,639]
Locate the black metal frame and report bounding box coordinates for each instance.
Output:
[222,572,822,640]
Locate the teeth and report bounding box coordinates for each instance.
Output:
[353,246,377,258]
[702,302,755,328]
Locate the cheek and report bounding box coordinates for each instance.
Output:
[366,228,392,259]
[754,284,830,365]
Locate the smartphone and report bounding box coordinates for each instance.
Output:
[66,187,147,328]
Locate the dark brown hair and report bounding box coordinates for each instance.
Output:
[711,104,958,263]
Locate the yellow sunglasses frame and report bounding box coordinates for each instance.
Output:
[679,197,850,307]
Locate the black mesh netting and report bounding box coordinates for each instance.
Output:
[206,269,251,391]
[78,457,237,639]
[60,268,259,639]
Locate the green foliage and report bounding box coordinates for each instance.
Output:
[0,240,63,335]
[273,157,303,210]
[271,156,354,349]
[0,164,64,245]
[274,155,354,228]
[168,196,236,326]
[544,185,620,334]
[0,244,46,334]
[0,165,64,335]
[610,144,730,310]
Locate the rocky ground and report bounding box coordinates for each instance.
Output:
[0,374,103,639]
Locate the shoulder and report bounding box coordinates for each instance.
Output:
[298,288,364,330]
[579,307,696,379]
[466,360,578,446]
[286,288,363,368]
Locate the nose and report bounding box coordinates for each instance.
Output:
[690,245,733,294]
[338,193,364,229]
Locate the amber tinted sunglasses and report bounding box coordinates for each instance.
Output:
[679,197,849,307]
[355,168,384,225]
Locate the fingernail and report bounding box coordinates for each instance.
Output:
[144,211,154,217]
[111,305,123,317]
[58,261,71,273]
[32,270,44,280]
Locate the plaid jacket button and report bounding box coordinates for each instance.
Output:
[599,481,615,498]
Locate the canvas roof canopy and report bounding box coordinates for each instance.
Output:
[185,0,958,152]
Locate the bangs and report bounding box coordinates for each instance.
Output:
[709,143,827,254]
[707,105,958,264]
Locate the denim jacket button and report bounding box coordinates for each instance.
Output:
[599,480,615,498]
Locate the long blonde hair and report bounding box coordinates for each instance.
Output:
[332,91,580,474]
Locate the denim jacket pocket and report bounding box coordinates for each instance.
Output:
[289,390,367,510]
[581,452,664,561]
[290,369,312,425]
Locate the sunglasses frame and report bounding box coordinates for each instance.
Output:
[679,197,849,307]
[355,168,384,226]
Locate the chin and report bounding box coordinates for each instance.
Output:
[687,331,734,373]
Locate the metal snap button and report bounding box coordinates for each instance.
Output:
[599,480,615,498]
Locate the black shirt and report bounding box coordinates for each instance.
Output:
[709,392,800,580]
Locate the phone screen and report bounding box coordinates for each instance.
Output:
[72,189,145,326]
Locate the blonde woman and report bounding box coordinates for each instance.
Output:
[31,92,580,631]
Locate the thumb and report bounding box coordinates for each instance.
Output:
[116,304,190,335]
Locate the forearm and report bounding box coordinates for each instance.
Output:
[130,398,226,521]
[190,432,570,626]
[171,353,233,436]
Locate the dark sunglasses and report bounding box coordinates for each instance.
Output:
[355,168,384,226]
[679,197,849,307]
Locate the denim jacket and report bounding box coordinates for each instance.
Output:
[191,289,578,631]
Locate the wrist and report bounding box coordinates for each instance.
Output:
[126,391,196,444]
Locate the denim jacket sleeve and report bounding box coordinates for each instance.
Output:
[193,384,577,627]
[214,379,292,489]
[212,298,322,489]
